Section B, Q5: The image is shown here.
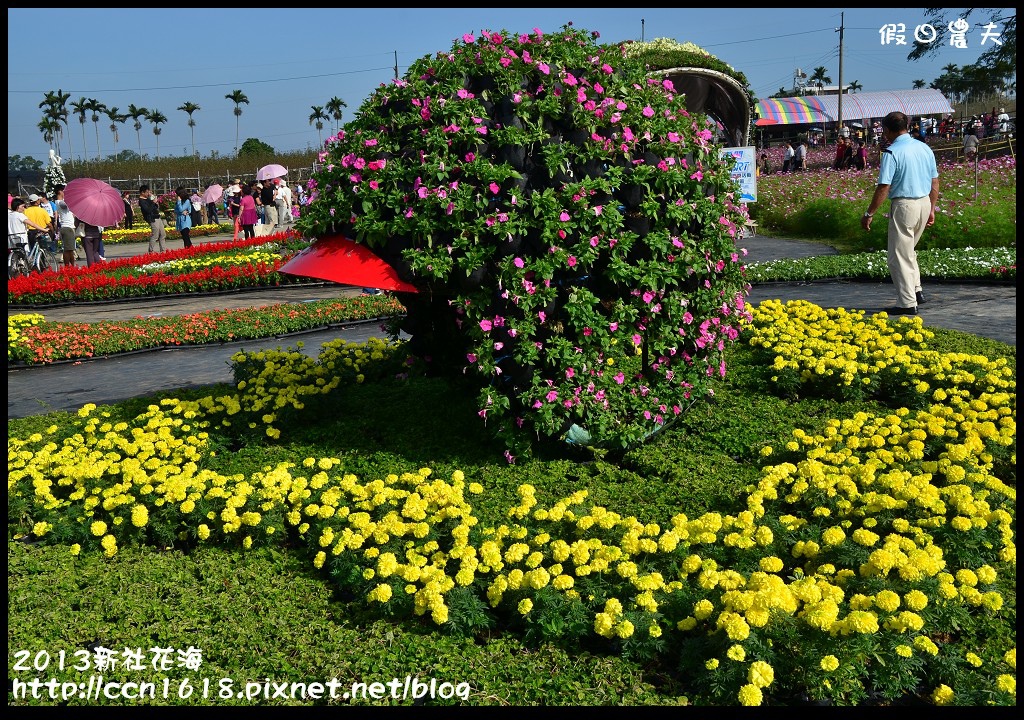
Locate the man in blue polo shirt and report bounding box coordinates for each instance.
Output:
[860,111,939,316]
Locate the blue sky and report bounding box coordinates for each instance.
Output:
[7,8,1005,163]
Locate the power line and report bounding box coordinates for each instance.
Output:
[8,66,395,95]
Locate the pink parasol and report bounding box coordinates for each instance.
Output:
[278,234,419,293]
[256,164,288,181]
[202,184,223,204]
[63,178,125,227]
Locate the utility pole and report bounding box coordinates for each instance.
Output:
[394,51,399,80]
[837,12,845,144]
[641,18,645,42]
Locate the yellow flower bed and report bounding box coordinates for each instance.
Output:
[7,302,1016,706]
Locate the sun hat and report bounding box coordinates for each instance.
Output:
[28,193,40,202]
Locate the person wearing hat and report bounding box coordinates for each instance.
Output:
[997,107,1010,137]
[226,179,242,220]
[24,194,56,252]
[8,197,50,249]
[274,178,293,227]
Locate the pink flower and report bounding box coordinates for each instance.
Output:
[513,257,525,268]
[609,322,618,332]
[466,353,477,363]
[559,211,570,222]
[489,182,500,194]
[642,105,654,118]
[538,62,550,75]
[565,368,575,379]
[462,33,475,43]
[642,291,654,303]
[546,390,558,402]
[538,311,546,324]
[567,256,577,267]
[614,372,625,385]
[601,64,613,74]
[479,319,493,332]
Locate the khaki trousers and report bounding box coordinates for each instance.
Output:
[886,197,929,308]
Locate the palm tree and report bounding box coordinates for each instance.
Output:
[912,79,927,89]
[71,96,90,161]
[106,107,127,160]
[325,96,347,134]
[309,105,329,147]
[225,89,249,157]
[85,98,108,160]
[127,104,149,156]
[810,66,832,93]
[147,109,168,159]
[942,63,959,76]
[847,79,862,93]
[178,101,201,158]
[37,117,59,155]
[39,90,72,161]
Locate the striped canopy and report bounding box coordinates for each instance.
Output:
[755,96,828,124]
[755,89,955,125]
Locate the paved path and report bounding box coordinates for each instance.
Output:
[7,234,1015,420]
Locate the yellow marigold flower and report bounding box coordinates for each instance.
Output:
[594,612,615,637]
[313,551,326,569]
[930,684,954,706]
[726,644,746,662]
[820,655,840,672]
[197,524,211,541]
[904,589,928,611]
[759,556,784,573]
[100,534,117,558]
[996,674,1015,696]
[705,658,720,670]
[615,620,635,639]
[896,645,913,658]
[677,616,697,631]
[694,599,715,620]
[748,661,774,688]
[976,565,997,585]
[981,591,1003,612]
[131,504,149,528]
[70,544,81,556]
[913,636,939,656]
[369,584,393,603]
[874,590,901,613]
[737,684,763,706]
[1004,648,1016,669]
[90,520,107,537]
[822,526,846,546]
[965,652,982,667]
[32,522,50,537]
[956,568,979,587]
[647,623,662,638]
[469,482,483,494]
[242,536,253,549]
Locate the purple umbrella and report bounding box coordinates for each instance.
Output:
[64,178,125,227]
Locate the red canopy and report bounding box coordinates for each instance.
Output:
[278,234,419,293]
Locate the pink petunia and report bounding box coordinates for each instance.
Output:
[614,372,625,384]
[479,319,493,332]
[642,106,654,117]
[559,211,570,222]
[513,257,525,268]
[489,182,500,194]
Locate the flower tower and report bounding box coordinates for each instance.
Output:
[296,24,751,459]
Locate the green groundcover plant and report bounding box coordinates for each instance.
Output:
[296,23,751,461]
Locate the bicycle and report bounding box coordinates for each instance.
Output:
[25,233,60,274]
[8,234,31,279]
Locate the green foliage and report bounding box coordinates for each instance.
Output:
[239,138,275,157]
[8,154,44,173]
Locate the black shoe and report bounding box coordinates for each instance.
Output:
[883,306,917,316]
[916,291,925,304]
